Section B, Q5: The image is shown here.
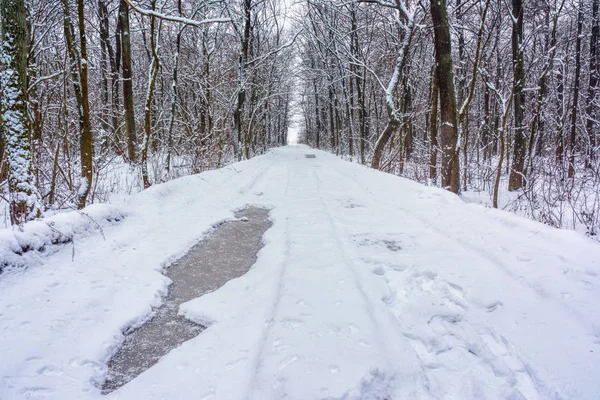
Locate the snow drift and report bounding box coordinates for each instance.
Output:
[0,204,126,273]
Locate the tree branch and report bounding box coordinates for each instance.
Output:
[123,0,230,26]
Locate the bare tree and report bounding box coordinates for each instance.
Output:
[120,0,136,163]
[585,0,599,167]
[508,0,526,190]
[0,0,42,223]
[431,0,459,192]
[60,0,93,209]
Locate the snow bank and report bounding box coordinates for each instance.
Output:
[0,204,127,273]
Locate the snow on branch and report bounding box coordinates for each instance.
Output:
[123,0,230,26]
[358,0,413,23]
[357,0,397,8]
[247,29,304,67]
[28,71,63,94]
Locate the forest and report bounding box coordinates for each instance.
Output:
[0,0,295,225]
[2,1,600,397]
[1,0,599,236]
[298,0,600,235]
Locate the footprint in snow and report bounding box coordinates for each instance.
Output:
[445,281,464,297]
[353,236,402,252]
[280,318,304,330]
[381,292,396,305]
[279,356,299,370]
[347,324,359,335]
[389,263,409,272]
[580,280,594,289]
[485,301,503,313]
[428,313,463,325]
[198,388,215,400]
[36,366,64,377]
[371,266,386,276]
[344,203,363,209]
[414,269,437,280]
[21,387,53,399]
[585,269,598,277]
[224,357,247,371]
[381,240,402,252]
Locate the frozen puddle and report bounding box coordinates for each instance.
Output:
[101,207,271,393]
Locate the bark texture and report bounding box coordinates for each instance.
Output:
[431,0,460,193]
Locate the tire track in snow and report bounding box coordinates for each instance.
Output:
[314,162,555,399]
[311,168,429,398]
[325,161,597,334]
[196,153,274,202]
[247,160,427,399]
[236,158,275,197]
[246,165,293,399]
[326,163,580,399]
[324,162,576,307]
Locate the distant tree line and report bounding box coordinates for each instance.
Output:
[0,0,294,225]
[297,0,600,234]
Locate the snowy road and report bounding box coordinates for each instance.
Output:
[1,146,600,399]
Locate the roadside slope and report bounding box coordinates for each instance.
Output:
[0,153,276,399]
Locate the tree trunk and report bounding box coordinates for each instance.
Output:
[456,0,467,191]
[328,83,335,149]
[98,0,119,143]
[0,0,42,223]
[483,79,491,161]
[431,0,460,193]
[370,3,414,170]
[585,0,599,167]
[508,0,526,190]
[166,0,183,174]
[98,0,110,135]
[429,63,439,182]
[141,0,160,189]
[569,2,584,178]
[313,77,321,149]
[556,62,565,162]
[494,93,513,208]
[60,0,93,209]
[351,6,366,164]
[371,119,401,170]
[347,66,355,158]
[119,0,136,163]
[401,76,414,160]
[49,143,60,206]
[233,0,252,160]
[527,1,560,173]
[75,0,93,209]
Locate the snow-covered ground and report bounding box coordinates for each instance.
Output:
[1,145,599,399]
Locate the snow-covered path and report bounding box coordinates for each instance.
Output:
[1,146,599,400]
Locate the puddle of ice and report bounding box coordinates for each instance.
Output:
[102,207,272,393]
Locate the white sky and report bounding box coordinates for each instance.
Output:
[287,124,300,145]
[283,0,302,145]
